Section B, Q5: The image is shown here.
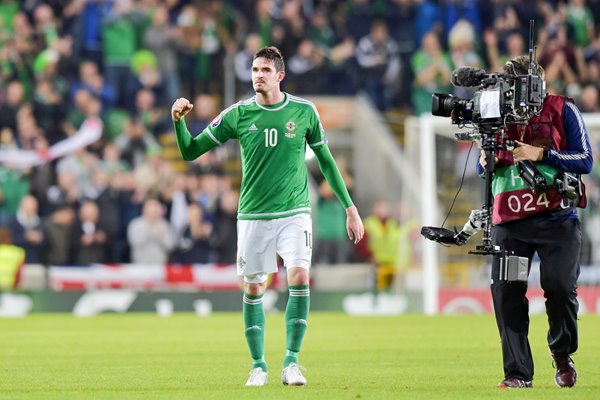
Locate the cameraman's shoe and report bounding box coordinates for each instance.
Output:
[553,355,577,388]
[497,378,532,388]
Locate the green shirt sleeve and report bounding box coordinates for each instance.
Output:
[173,119,220,161]
[313,145,353,209]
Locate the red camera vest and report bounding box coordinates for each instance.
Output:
[491,95,570,224]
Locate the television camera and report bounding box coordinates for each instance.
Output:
[420,20,568,283]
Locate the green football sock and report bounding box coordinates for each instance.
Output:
[284,285,310,367]
[243,293,267,372]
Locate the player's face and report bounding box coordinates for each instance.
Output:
[252,57,284,94]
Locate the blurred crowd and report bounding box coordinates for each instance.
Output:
[0,0,599,267]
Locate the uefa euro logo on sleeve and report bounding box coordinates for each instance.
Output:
[210,115,222,128]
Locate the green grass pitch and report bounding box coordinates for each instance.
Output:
[0,313,598,399]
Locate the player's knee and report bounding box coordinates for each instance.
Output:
[287,266,309,286]
[244,281,267,296]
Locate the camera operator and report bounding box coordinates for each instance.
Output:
[479,55,593,389]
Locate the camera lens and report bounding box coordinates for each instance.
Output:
[431,93,455,117]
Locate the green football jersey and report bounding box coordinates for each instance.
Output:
[203,93,328,220]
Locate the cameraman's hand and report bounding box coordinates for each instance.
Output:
[512,141,543,162]
[479,150,498,168]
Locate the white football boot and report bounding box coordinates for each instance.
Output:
[245,367,268,386]
[281,363,307,386]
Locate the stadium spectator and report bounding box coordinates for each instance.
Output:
[142,3,182,107]
[565,0,596,48]
[234,33,263,97]
[64,89,94,135]
[42,203,75,265]
[56,147,98,197]
[484,29,526,73]
[286,39,326,95]
[448,19,480,66]
[85,166,121,262]
[130,49,165,105]
[0,127,17,150]
[171,46,363,386]
[385,0,417,109]
[411,30,452,115]
[27,137,54,215]
[14,105,40,152]
[393,200,420,288]
[276,0,307,59]
[248,0,274,48]
[0,1,18,45]
[112,170,144,263]
[357,199,402,291]
[31,77,66,145]
[161,173,190,243]
[115,116,160,169]
[10,11,36,71]
[99,142,129,176]
[193,4,225,94]
[127,197,175,265]
[194,171,221,224]
[212,189,238,265]
[174,4,202,100]
[101,0,148,111]
[0,227,25,290]
[307,6,336,54]
[133,148,174,200]
[6,194,45,264]
[78,0,111,66]
[537,19,585,96]
[206,0,246,53]
[46,169,80,212]
[172,202,214,264]
[69,60,117,112]
[345,0,376,42]
[32,3,59,50]
[577,82,600,112]
[70,200,108,265]
[314,179,352,265]
[133,88,170,138]
[0,80,26,135]
[413,0,442,48]
[0,165,29,225]
[442,0,482,40]
[479,56,593,389]
[314,154,355,265]
[355,19,400,111]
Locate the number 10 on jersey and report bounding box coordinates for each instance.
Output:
[264,128,278,147]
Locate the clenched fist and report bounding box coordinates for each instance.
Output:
[172,97,194,121]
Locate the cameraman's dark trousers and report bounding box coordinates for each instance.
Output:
[491,215,580,382]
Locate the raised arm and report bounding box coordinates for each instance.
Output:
[171,97,219,161]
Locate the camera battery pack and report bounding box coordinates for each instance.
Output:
[498,255,529,283]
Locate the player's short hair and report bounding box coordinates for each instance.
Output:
[253,46,285,72]
[504,55,545,79]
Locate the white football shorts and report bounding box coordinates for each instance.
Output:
[237,213,312,283]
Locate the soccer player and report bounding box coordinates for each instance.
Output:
[171,46,364,387]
